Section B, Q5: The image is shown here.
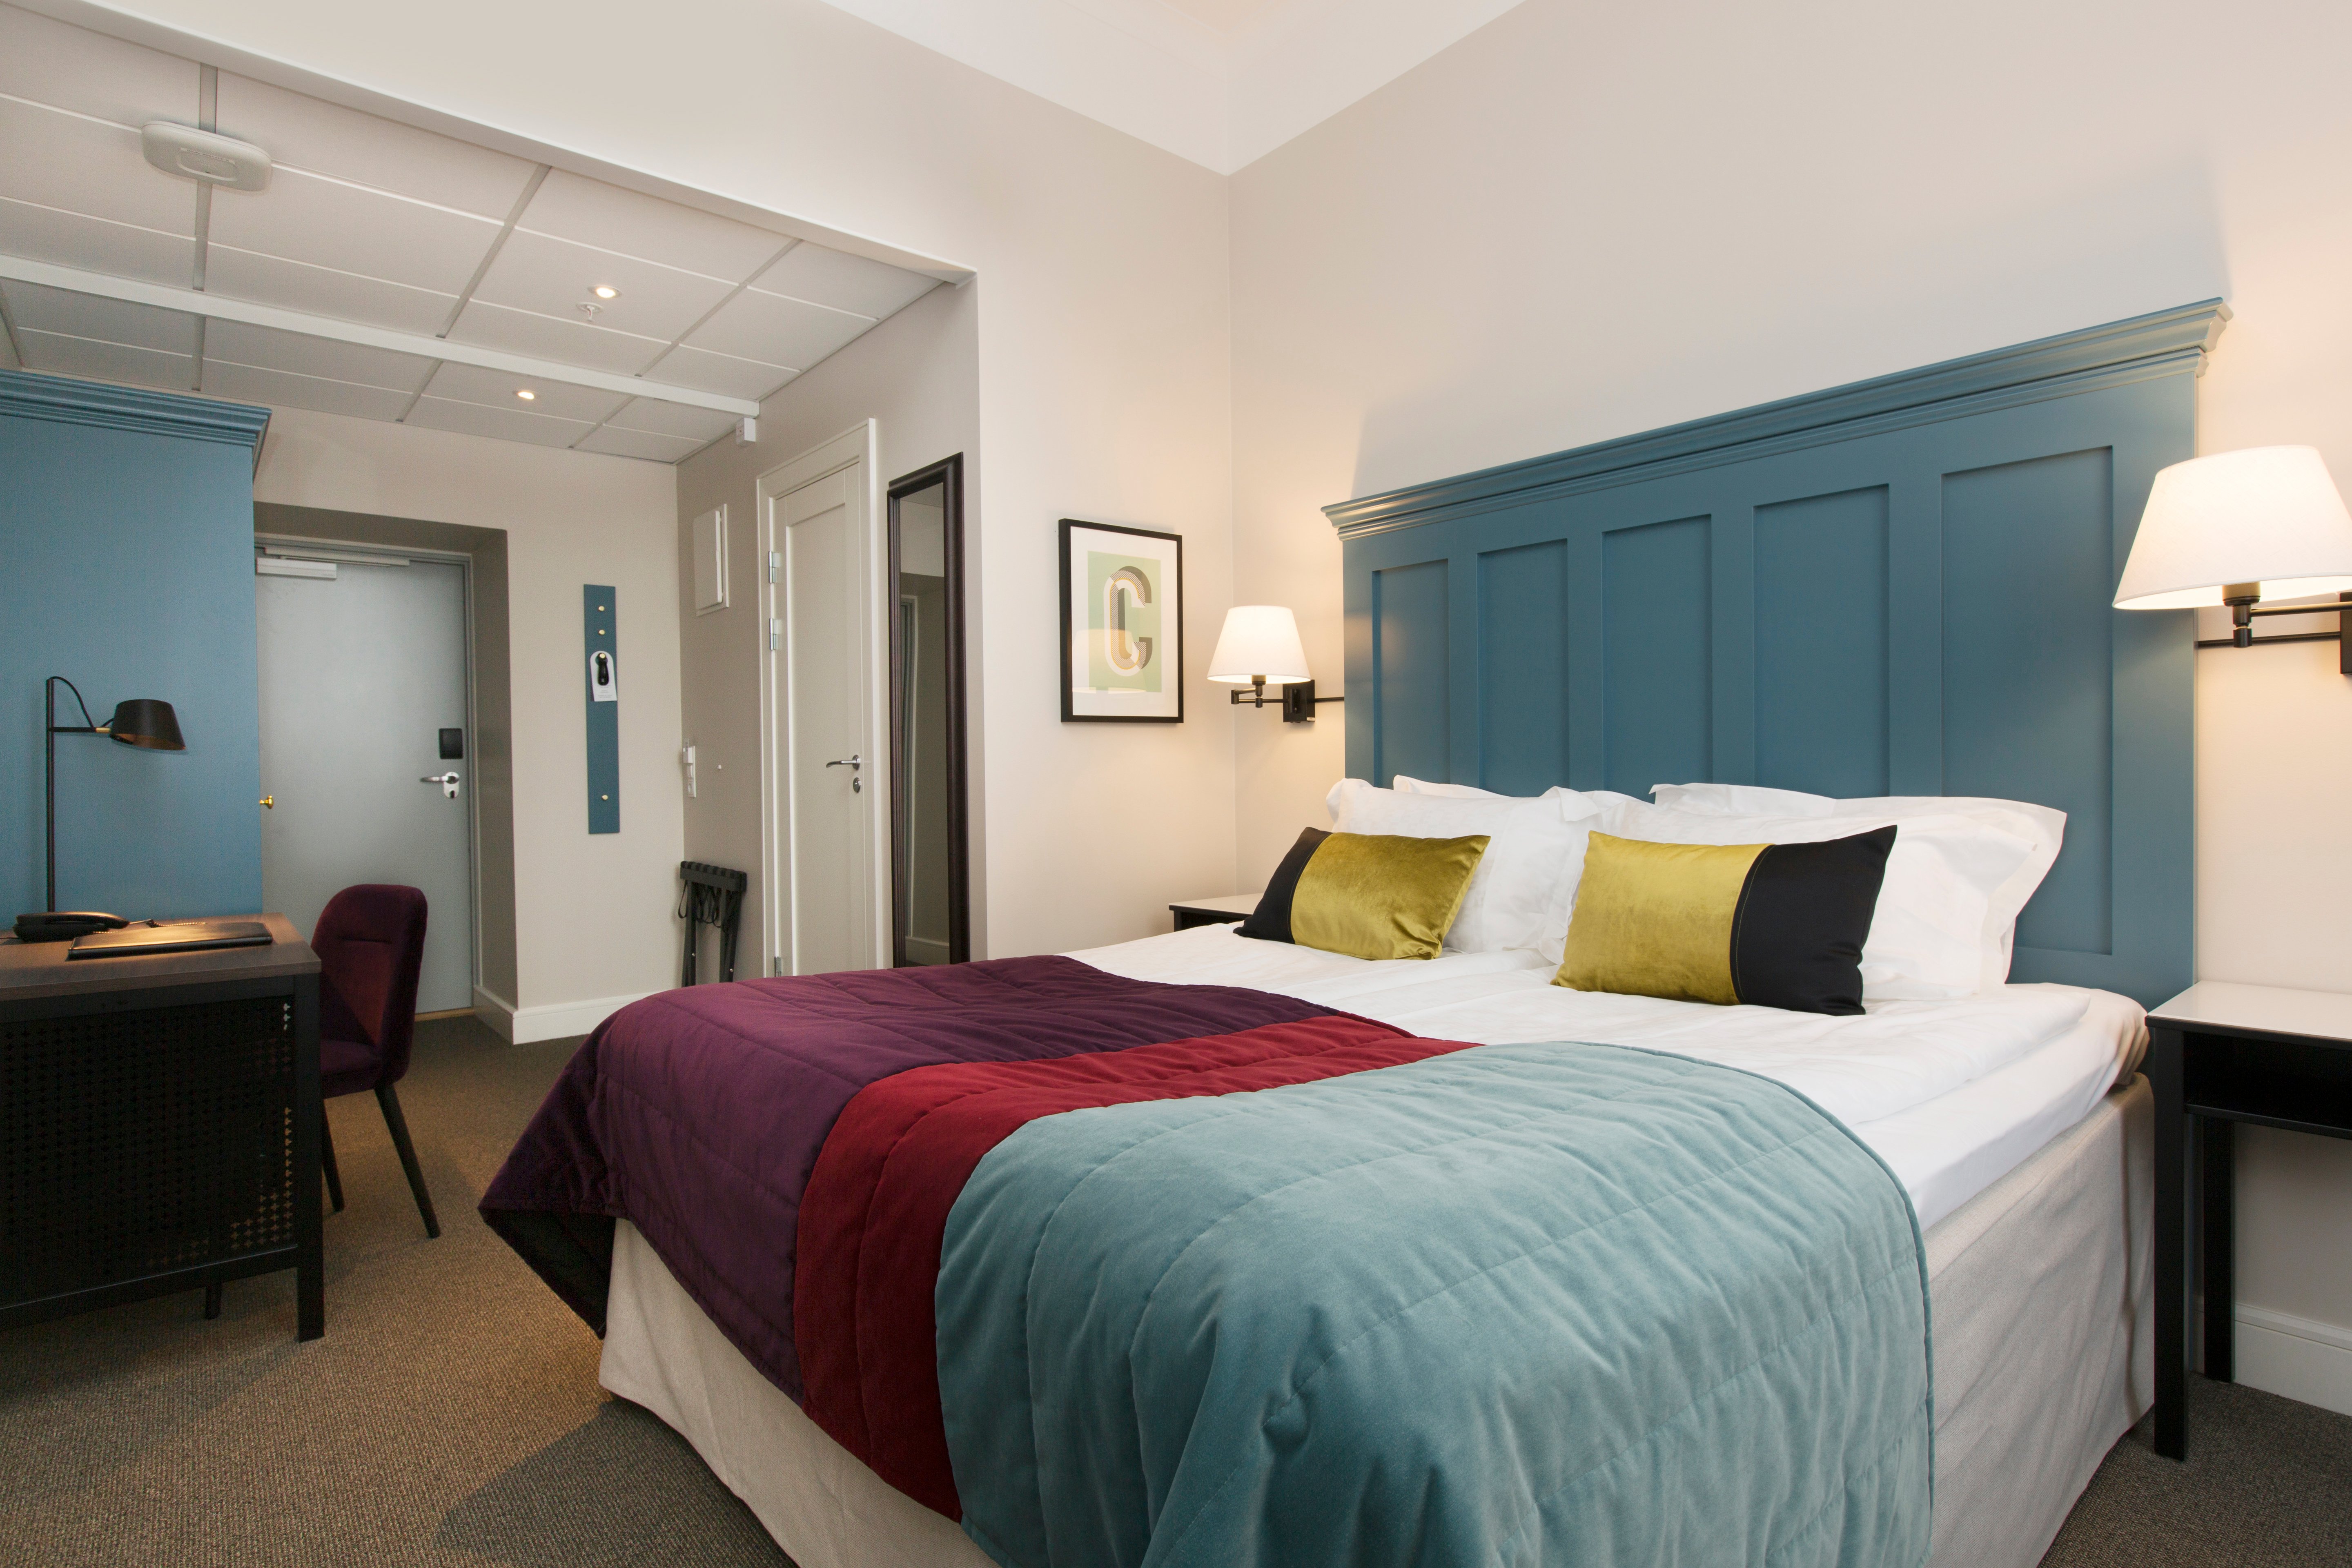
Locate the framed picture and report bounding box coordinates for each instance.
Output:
[1060,519,1183,722]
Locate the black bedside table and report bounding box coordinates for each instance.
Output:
[2147,981,2352,1460]
[1168,893,1260,931]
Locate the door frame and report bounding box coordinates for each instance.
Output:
[885,454,970,965]
[254,531,483,1008]
[755,421,888,976]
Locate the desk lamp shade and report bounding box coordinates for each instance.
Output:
[2115,446,2352,610]
[103,698,184,751]
[1207,605,1312,684]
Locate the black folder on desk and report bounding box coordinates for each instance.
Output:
[67,921,274,959]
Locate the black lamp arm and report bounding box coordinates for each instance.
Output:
[47,675,100,734]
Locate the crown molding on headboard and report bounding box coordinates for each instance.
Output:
[0,366,271,459]
[1325,299,2231,539]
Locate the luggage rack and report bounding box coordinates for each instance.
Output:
[676,861,748,985]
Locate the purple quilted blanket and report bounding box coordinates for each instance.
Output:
[480,956,1334,1402]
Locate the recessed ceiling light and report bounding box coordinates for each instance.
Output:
[592,285,620,300]
[515,389,537,401]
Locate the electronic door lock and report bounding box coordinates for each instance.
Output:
[420,771,461,800]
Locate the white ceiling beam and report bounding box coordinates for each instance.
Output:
[0,254,764,418]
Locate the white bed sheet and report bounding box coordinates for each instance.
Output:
[1067,924,2146,1229]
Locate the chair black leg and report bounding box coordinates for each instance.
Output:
[377,1083,440,1239]
[321,1107,345,1214]
[204,1282,222,1319]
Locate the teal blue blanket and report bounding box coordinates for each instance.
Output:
[936,1041,1932,1568]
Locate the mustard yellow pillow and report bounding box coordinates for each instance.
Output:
[1238,828,1489,961]
[1555,827,1894,1014]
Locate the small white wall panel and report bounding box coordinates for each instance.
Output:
[693,506,729,612]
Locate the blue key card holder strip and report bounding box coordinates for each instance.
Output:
[585,585,619,833]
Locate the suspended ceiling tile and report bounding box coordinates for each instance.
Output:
[686,286,871,374]
[0,197,195,286]
[16,328,192,392]
[204,245,457,335]
[405,394,592,449]
[0,4,201,128]
[206,167,499,296]
[606,396,739,441]
[213,73,538,220]
[756,241,937,322]
[446,298,668,375]
[203,318,434,392]
[640,343,797,402]
[0,279,197,354]
[575,424,702,463]
[198,358,415,421]
[0,98,196,236]
[0,327,16,371]
[517,170,782,281]
[469,229,734,345]
[423,359,624,424]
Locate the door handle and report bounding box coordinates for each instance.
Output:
[420,772,461,800]
[825,754,862,793]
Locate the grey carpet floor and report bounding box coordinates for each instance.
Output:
[3,1016,2348,1566]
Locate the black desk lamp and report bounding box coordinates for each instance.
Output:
[42,675,185,911]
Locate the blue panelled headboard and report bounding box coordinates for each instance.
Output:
[1327,301,2228,1006]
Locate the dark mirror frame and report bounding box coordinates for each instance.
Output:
[885,454,971,966]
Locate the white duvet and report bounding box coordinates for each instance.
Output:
[1067,924,2147,1230]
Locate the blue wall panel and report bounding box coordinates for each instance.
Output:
[1941,449,2115,956]
[1602,516,1711,796]
[1371,559,1448,788]
[1476,539,1568,795]
[1754,485,1890,797]
[1334,301,2217,1004]
[1,383,267,919]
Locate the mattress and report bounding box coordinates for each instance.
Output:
[600,1076,2153,1568]
[1068,924,2147,1229]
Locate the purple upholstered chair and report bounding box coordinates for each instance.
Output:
[314,884,439,1239]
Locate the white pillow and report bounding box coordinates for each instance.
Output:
[1393,775,1644,817]
[1327,780,1597,961]
[1645,784,2065,984]
[1597,799,2054,999]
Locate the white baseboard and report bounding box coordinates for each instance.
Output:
[2230,1304,2352,1419]
[472,985,518,1042]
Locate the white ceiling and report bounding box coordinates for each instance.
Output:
[813,0,1529,173]
[0,2,944,463]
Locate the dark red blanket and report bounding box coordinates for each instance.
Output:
[795,1013,1475,1517]
[480,956,1341,1403]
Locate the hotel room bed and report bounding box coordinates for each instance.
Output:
[497,925,2152,1568]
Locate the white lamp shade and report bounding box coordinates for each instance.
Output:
[2114,445,2352,610]
[1207,605,1312,684]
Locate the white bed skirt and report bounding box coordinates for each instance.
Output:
[600,1078,2152,1568]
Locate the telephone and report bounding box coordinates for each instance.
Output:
[13,911,131,944]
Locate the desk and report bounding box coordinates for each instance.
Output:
[0,914,322,1340]
[2146,981,2352,1460]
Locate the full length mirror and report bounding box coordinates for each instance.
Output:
[887,456,970,965]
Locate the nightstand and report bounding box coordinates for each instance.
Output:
[1168,893,1260,931]
[2146,981,2352,1460]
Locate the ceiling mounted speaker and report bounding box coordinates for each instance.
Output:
[140,122,272,191]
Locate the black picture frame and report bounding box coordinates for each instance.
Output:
[1059,518,1184,723]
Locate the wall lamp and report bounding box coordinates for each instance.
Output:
[41,676,185,911]
[1207,605,1343,722]
[2115,446,2352,669]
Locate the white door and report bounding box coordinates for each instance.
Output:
[764,429,883,975]
[257,557,475,1012]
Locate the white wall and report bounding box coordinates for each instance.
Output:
[1227,0,2352,1398]
[118,0,1240,956]
[673,277,983,967]
[252,405,683,1039]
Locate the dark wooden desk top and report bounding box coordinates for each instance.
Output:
[0,913,318,1002]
